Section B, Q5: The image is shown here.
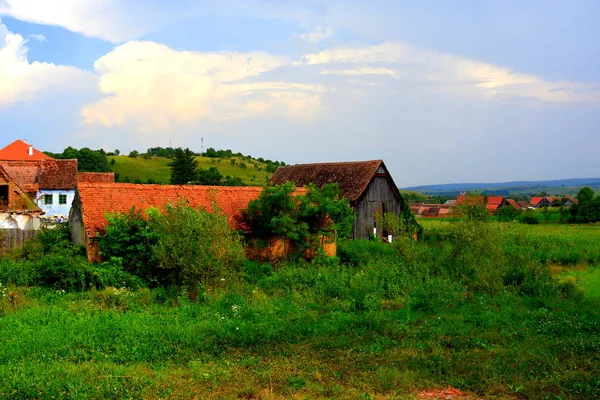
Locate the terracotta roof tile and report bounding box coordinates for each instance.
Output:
[530,197,543,206]
[486,196,505,206]
[77,183,302,240]
[0,160,41,193]
[505,199,522,209]
[564,195,578,204]
[270,160,392,202]
[39,159,78,189]
[0,140,52,161]
[78,172,115,184]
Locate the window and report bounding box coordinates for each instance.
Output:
[44,194,53,205]
[59,194,68,205]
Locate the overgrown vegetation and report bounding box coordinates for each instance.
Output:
[241,182,355,255]
[1,204,599,398]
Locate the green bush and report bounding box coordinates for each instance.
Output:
[520,210,540,224]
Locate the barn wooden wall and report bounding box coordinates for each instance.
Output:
[353,175,402,239]
[1,229,37,250]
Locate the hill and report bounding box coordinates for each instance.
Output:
[404,177,600,197]
[108,155,274,185]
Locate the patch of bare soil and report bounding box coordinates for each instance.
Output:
[418,386,482,400]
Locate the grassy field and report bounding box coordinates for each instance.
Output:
[108,155,273,185]
[556,266,600,300]
[1,222,599,398]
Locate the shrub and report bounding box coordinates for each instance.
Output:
[149,202,245,294]
[520,210,540,225]
[99,209,161,284]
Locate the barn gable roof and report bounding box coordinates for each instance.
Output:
[75,183,267,240]
[270,160,399,202]
[0,140,53,161]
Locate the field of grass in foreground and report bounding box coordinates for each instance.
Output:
[108,155,273,185]
[1,222,599,399]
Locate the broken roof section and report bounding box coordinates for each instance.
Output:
[0,164,41,212]
[270,160,399,202]
[0,140,53,161]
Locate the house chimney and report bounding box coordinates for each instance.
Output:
[29,145,33,156]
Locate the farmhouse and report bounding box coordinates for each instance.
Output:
[0,164,43,248]
[70,183,266,262]
[0,140,79,218]
[270,160,404,239]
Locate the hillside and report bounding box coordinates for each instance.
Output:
[404,177,600,197]
[108,155,274,185]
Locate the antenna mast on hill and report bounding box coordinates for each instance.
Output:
[201,137,204,155]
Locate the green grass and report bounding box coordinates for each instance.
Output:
[2,222,600,398]
[108,155,273,185]
[557,266,600,300]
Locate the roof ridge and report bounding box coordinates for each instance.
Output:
[281,160,382,167]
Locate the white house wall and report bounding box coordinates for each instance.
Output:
[37,190,75,217]
[0,214,18,229]
[0,213,40,230]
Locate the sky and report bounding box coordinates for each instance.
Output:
[0,1,599,187]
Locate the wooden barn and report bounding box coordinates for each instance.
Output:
[270,160,405,239]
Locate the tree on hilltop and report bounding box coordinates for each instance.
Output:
[169,148,198,184]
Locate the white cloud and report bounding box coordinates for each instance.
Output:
[0,0,166,43]
[301,42,600,103]
[27,33,45,43]
[295,26,333,43]
[81,41,325,131]
[79,38,600,139]
[0,20,96,107]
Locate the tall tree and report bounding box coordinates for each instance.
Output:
[169,148,198,184]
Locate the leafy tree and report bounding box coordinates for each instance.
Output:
[454,193,489,222]
[577,187,595,204]
[194,167,222,185]
[242,183,355,253]
[148,202,244,294]
[128,150,139,158]
[99,209,161,284]
[169,148,199,184]
[52,147,110,172]
[497,206,519,222]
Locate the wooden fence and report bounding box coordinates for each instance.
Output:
[0,229,38,250]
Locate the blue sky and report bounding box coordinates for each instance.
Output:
[0,0,599,186]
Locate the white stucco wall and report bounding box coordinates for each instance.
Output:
[0,214,18,229]
[37,190,75,217]
[0,213,41,230]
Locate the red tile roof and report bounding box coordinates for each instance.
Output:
[39,159,78,190]
[0,159,78,191]
[0,140,53,161]
[456,195,485,205]
[530,197,543,206]
[76,183,291,240]
[564,195,578,204]
[0,160,41,193]
[486,196,505,206]
[505,199,523,209]
[270,160,398,202]
[0,164,41,212]
[78,172,115,184]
